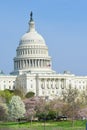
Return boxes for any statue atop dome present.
[30,11,33,22]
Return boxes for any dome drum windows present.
[17,45,49,57]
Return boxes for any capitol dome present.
[20,13,45,45]
[20,31,45,45]
[12,12,53,75]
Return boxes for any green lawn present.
[0,120,86,130]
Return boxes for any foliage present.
[62,87,81,126]
[0,89,14,103]
[62,88,79,104]
[49,99,65,117]
[8,95,26,121]
[25,91,35,98]
[78,106,87,119]
[0,103,8,121]
[46,110,56,120]
[35,98,49,120]
[13,89,24,98]
[80,90,87,105]
[36,98,67,120]
[24,98,37,121]
[35,98,48,114]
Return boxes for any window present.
[13,86,15,89]
[4,85,6,89]
[9,86,11,89]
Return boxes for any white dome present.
[12,12,53,75]
[20,31,45,45]
[20,15,45,45]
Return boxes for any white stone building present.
[0,12,87,99]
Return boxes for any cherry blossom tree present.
[62,88,80,126]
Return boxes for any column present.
[22,60,24,68]
[38,59,40,67]
[33,59,35,67]
[39,59,41,67]
[26,60,28,68]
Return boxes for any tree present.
[35,98,49,120]
[8,95,26,121]
[0,89,14,103]
[62,88,80,126]
[80,90,87,105]
[78,106,87,119]
[49,99,66,120]
[14,89,24,99]
[24,97,37,123]
[25,91,35,98]
[0,103,8,121]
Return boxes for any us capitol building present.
[0,12,87,99]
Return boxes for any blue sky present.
[0,0,87,75]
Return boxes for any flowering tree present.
[24,98,36,121]
[78,107,87,119]
[35,98,49,120]
[24,97,48,121]
[62,88,80,126]
[49,99,66,119]
[8,95,26,121]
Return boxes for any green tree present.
[25,91,35,98]
[0,89,14,103]
[8,95,26,121]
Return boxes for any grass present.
[0,120,86,130]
